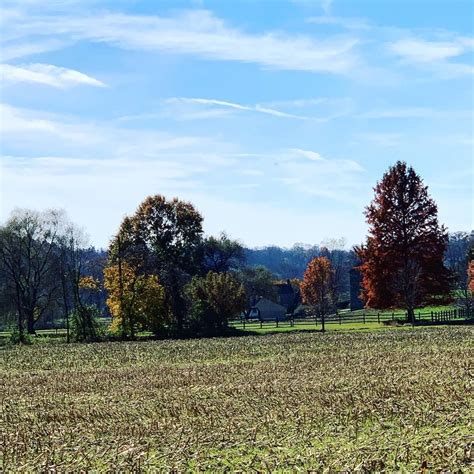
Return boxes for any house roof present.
[253,297,286,312]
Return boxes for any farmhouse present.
[249,297,287,321]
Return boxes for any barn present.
[249,297,287,321]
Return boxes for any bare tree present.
[0,209,65,339]
[57,221,89,342]
[320,238,348,307]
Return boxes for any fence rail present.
[230,307,474,330]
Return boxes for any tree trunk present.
[321,313,326,333]
[407,307,415,325]
[61,273,70,343]
[14,283,25,342]
[26,311,36,335]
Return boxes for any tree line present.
[0,161,472,342]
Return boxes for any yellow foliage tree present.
[78,276,100,291]
[104,263,167,337]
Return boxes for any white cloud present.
[389,38,468,63]
[165,97,311,120]
[0,102,369,246]
[286,148,362,170]
[307,15,371,30]
[388,36,474,77]
[263,97,355,120]
[289,148,324,161]
[0,63,106,88]
[276,149,365,202]
[0,103,232,160]
[120,97,355,123]
[0,40,68,61]
[2,9,361,75]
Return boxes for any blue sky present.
[1,0,473,249]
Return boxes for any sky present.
[0,0,473,249]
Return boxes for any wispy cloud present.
[307,15,371,30]
[287,147,363,170]
[1,40,68,61]
[389,37,472,63]
[289,148,324,161]
[2,9,361,75]
[1,63,106,88]
[275,148,365,202]
[120,96,356,123]
[388,36,474,77]
[0,103,229,158]
[307,11,474,80]
[118,97,315,122]
[166,97,311,120]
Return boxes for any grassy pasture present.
[1,328,473,471]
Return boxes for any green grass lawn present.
[346,303,457,317]
[0,302,466,342]
[1,327,472,471]
[237,321,395,334]
[231,320,467,335]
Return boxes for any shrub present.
[185,272,246,336]
[9,329,33,345]
[71,305,105,342]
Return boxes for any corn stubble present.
[1,328,473,471]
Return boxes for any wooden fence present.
[230,307,474,330]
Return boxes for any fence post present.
[276,318,279,328]
[377,312,380,324]
[363,312,366,325]
[260,320,262,329]
[431,311,434,322]
[392,312,395,321]
[243,318,246,330]
[339,313,342,325]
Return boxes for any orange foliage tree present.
[356,161,451,323]
[300,257,334,332]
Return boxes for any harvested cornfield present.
[1,328,473,471]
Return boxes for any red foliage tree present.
[301,256,334,332]
[356,161,451,323]
[469,249,474,294]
